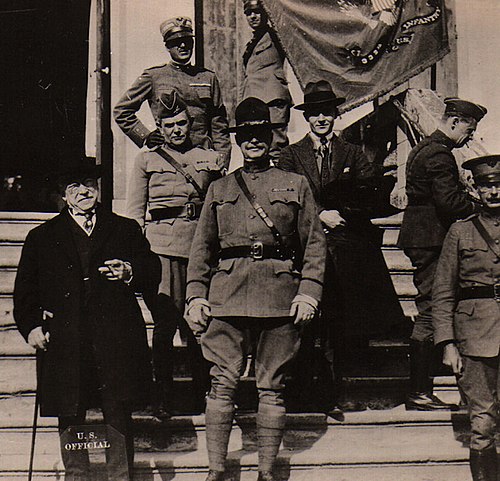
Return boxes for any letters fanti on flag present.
[261,0,449,111]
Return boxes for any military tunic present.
[398,129,478,342]
[433,211,500,450]
[114,63,231,160]
[126,145,223,405]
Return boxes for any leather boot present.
[205,469,225,481]
[470,447,498,481]
[405,340,458,411]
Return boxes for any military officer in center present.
[398,97,487,410]
[114,16,231,165]
[433,154,500,481]
[126,91,225,416]
[185,97,326,481]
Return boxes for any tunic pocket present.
[212,192,240,237]
[267,190,300,235]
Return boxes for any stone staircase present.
[0,212,472,480]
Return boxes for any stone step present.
[0,461,472,481]
[382,249,413,271]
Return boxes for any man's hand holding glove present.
[290,294,318,327]
[186,298,212,338]
[145,129,165,149]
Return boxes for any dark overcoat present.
[14,207,161,417]
[279,134,405,336]
[398,130,477,249]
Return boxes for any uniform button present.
[495,221,499,226]
[67,264,73,270]
[494,258,500,264]
[182,163,188,168]
[251,175,257,180]
[249,214,255,219]
[496,239,500,245]
[252,194,257,199]
[250,234,257,240]
[64,292,71,298]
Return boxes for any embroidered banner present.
[261,0,449,111]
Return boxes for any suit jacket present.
[113,63,231,159]
[126,145,223,258]
[433,212,500,357]
[398,130,477,249]
[242,29,291,105]
[14,206,161,416]
[186,166,326,318]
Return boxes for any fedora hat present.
[294,80,345,111]
[225,97,285,133]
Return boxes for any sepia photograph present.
[1,0,499,480]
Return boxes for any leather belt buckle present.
[250,241,264,260]
[494,284,500,300]
[185,202,196,220]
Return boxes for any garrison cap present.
[244,0,263,12]
[160,16,194,42]
[463,155,500,183]
[444,97,487,122]
[156,91,188,120]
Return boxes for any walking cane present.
[28,346,45,481]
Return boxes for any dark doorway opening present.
[0,0,91,211]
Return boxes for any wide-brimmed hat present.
[225,97,285,133]
[294,80,345,111]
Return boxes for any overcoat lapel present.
[328,137,351,182]
[51,211,81,269]
[294,135,321,197]
[89,207,115,261]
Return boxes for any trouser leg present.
[201,318,246,472]
[255,319,300,476]
[101,395,133,481]
[58,411,89,481]
[460,355,499,481]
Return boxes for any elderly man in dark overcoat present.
[399,98,487,410]
[14,161,160,481]
[278,80,404,413]
[186,97,326,481]
[433,154,500,481]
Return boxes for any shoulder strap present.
[155,147,206,200]
[472,216,500,259]
[234,169,284,247]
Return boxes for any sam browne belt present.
[219,242,295,261]
[150,202,202,221]
[458,284,500,301]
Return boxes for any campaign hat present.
[444,97,487,122]
[294,80,345,111]
[463,155,500,183]
[160,17,194,42]
[225,97,285,133]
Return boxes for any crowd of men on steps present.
[13,2,500,481]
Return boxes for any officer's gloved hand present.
[145,129,165,149]
[186,297,211,338]
[290,294,318,327]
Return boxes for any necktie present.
[83,213,94,234]
[319,137,329,187]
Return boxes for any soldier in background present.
[127,91,224,417]
[114,16,231,166]
[433,154,500,481]
[242,0,292,162]
[186,98,326,481]
[399,98,487,411]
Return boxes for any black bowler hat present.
[55,157,101,193]
[444,97,487,122]
[463,155,500,183]
[294,80,345,111]
[225,97,285,133]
